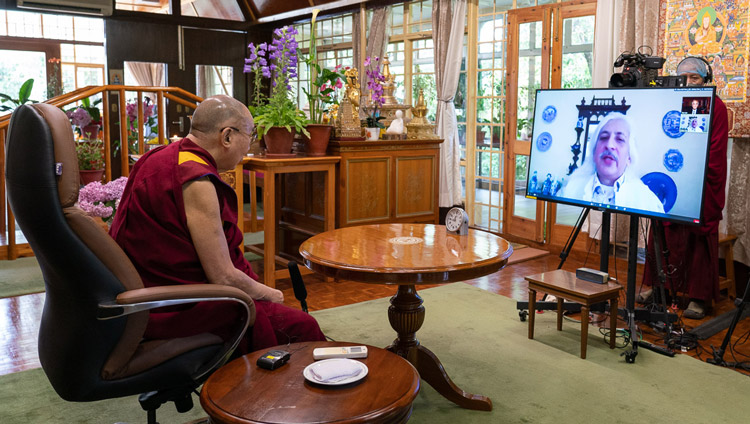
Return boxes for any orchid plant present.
[362,56,386,128]
[78,177,128,225]
[244,26,309,138]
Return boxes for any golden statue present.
[336,67,364,139]
[410,89,429,123]
[406,88,437,140]
[344,68,360,110]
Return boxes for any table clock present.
[445,207,469,235]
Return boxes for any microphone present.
[287,261,308,313]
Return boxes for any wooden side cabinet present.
[329,139,443,227]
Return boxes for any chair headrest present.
[30,103,80,207]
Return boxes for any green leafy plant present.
[244,26,309,138]
[0,78,39,112]
[76,139,105,170]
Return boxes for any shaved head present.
[190,95,253,137]
[187,95,254,171]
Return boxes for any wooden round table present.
[299,223,513,411]
[200,341,420,424]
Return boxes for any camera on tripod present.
[609,50,666,88]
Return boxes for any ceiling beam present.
[251,0,368,25]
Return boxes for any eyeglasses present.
[223,126,257,144]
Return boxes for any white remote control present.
[313,346,368,360]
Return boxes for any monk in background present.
[110,95,325,352]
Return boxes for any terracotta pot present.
[263,126,295,158]
[79,169,104,185]
[81,124,100,140]
[305,124,333,157]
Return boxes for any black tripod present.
[621,215,677,362]
[707,280,750,369]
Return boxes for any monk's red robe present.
[643,96,729,302]
[110,138,325,352]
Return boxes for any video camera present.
[609,51,667,88]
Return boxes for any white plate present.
[303,358,368,386]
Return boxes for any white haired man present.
[561,112,664,213]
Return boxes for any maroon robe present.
[110,138,325,352]
[643,96,729,302]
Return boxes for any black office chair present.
[5,103,255,424]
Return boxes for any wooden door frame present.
[503,0,596,245]
[545,0,598,251]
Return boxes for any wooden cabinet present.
[329,139,443,227]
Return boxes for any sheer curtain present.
[432,0,466,207]
[357,6,389,118]
[124,61,165,87]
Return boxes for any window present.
[293,13,355,113]
[196,65,233,98]
[0,10,105,100]
[387,1,436,119]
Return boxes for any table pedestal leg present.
[385,285,493,411]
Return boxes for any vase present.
[305,124,333,156]
[365,127,380,141]
[263,126,296,158]
[79,169,104,185]
[81,124,100,140]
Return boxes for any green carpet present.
[0,256,45,298]
[2,283,748,423]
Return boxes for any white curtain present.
[124,61,165,87]
[432,0,466,207]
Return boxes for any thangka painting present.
[663,0,749,104]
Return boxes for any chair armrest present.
[97,284,255,325]
[98,284,256,381]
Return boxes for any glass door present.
[504,0,596,243]
[546,3,597,248]
[504,6,548,241]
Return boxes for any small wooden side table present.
[200,341,420,424]
[525,269,622,359]
[241,155,340,288]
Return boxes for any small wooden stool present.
[525,269,623,359]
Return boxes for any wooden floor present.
[1,250,749,377]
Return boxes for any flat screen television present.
[525,86,716,225]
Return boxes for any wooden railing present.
[0,85,204,260]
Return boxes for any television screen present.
[526,86,716,225]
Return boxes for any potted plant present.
[0,78,39,113]
[76,138,105,184]
[78,176,128,228]
[125,97,159,149]
[361,56,386,141]
[300,9,347,156]
[66,97,102,139]
[244,26,308,157]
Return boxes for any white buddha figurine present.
[386,110,405,134]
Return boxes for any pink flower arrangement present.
[78,177,128,224]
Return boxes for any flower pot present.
[263,126,296,158]
[305,124,333,156]
[365,127,380,141]
[79,169,104,185]
[81,124,100,140]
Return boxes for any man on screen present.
[640,56,729,319]
[561,112,664,213]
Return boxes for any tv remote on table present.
[313,346,368,360]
